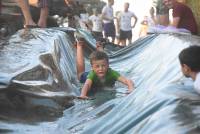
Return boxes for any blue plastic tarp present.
[0,28,200,134]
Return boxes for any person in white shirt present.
[88,8,103,39]
[101,0,115,43]
[116,2,138,46]
[179,46,200,94]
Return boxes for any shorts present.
[119,30,132,40]
[92,31,103,40]
[103,22,116,38]
[38,0,52,8]
[80,72,89,83]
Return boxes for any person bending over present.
[163,0,198,35]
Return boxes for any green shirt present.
[87,68,120,88]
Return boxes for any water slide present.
[0,28,200,134]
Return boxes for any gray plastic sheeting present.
[65,33,200,134]
[0,28,200,134]
[0,28,79,129]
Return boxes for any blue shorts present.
[103,22,116,38]
[80,72,89,83]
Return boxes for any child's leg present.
[76,41,85,80]
[38,6,48,28]
[37,0,49,28]
[15,0,36,27]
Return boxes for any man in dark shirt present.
[163,0,198,35]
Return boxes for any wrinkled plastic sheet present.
[0,28,79,127]
[0,28,200,134]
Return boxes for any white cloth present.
[118,11,136,31]
[89,15,103,32]
[194,72,200,94]
[102,5,114,24]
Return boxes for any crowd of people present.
[15,0,198,45]
[13,0,200,99]
[14,0,139,46]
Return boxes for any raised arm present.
[117,76,134,93]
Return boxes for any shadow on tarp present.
[1,28,200,134]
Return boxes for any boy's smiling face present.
[91,59,109,79]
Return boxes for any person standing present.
[116,2,137,46]
[163,0,198,35]
[101,0,115,43]
[88,8,103,40]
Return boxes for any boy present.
[179,45,200,93]
[76,40,134,99]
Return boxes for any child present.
[179,45,200,93]
[139,16,149,37]
[76,40,134,99]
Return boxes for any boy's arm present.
[80,79,92,99]
[117,76,134,93]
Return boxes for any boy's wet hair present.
[89,51,109,64]
[179,45,200,72]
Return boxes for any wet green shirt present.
[87,68,120,88]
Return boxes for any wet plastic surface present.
[0,28,200,134]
